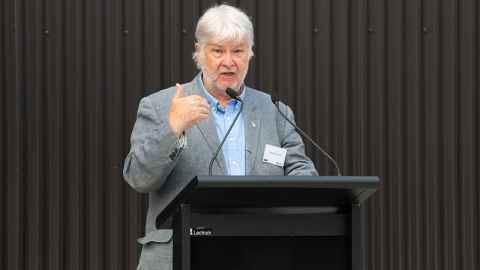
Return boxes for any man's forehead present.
[206,38,248,48]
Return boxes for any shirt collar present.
[198,73,246,113]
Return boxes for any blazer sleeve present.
[277,103,319,176]
[123,96,184,193]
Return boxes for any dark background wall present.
[1,0,479,269]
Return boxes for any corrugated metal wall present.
[1,0,478,269]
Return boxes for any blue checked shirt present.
[201,82,246,175]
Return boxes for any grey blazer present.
[123,74,318,270]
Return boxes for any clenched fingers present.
[168,92,210,136]
[184,95,209,108]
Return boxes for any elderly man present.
[123,4,318,270]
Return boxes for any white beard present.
[200,65,249,96]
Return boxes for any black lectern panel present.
[166,176,380,270]
[157,176,379,227]
[195,176,378,205]
[191,236,348,270]
[190,211,346,236]
[188,187,353,208]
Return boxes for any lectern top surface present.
[155,175,381,227]
[196,175,379,189]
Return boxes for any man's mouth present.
[220,72,236,77]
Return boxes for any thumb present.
[174,83,184,98]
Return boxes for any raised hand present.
[168,83,209,137]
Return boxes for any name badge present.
[263,144,287,167]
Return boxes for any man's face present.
[198,38,251,94]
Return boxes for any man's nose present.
[222,52,234,67]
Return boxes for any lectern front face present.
[171,176,379,270]
[191,236,349,270]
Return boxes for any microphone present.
[271,96,342,176]
[208,88,244,176]
[226,88,241,101]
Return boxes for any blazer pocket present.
[137,229,173,245]
[137,229,173,270]
[259,161,285,175]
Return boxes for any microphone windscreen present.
[270,95,279,104]
[226,88,238,99]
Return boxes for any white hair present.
[193,4,254,68]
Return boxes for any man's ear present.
[193,43,202,68]
[194,43,200,53]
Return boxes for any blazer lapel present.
[186,75,227,174]
[243,89,262,175]
[195,115,227,174]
